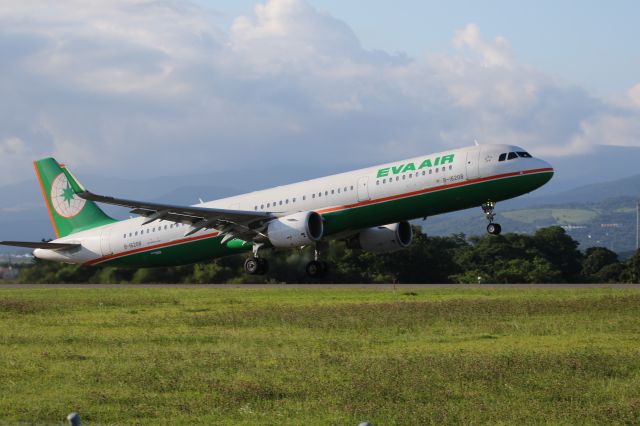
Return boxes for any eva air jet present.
[1,144,553,277]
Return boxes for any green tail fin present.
[34,158,116,238]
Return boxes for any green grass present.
[1,288,640,425]
[503,208,599,225]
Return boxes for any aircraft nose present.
[535,158,554,185]
[539,158,554,173]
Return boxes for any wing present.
[0,241,81,251]
[78,190,276,243]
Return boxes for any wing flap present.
[78,190,276,242]
[80,191,273,224]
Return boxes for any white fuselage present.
[35,143,553,265]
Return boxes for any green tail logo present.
[34,158,116,238]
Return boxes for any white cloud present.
[0,0,639,187]
[452,23,514,68]
[0,137,28,155]
[629,83,640,107]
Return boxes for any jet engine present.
[267,211,324,248]
[348,221,413,254]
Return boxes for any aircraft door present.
[357,176,370,202]
[100,229,113,256]
[465,149,480,180]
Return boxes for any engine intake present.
[267,211,324,248]
[349,221,413,254]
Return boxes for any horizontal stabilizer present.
[0,241,81,251]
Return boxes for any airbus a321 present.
[1,144,553,277]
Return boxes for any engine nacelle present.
[349,221,413,254]
[267,211,324,248]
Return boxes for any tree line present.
[11,226,640,284]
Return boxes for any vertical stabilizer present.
[33,158,116,238]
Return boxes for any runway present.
[1,283,638,289]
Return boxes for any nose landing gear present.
[482,201,502,235]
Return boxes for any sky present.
[1,0,639,186]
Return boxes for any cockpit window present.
[498,153,507,162]
[507,152,518,160]
[517,151,532,158]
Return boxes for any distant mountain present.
[3,145,640,253]
[523,174,640,206]
[538,144,640,193]
[425,196,637,253]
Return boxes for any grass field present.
[1,287,640,425]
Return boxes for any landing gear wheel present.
[487,223,502,235]
[481,201,502,235]
[245,257,269,275]
[306,260,328,278]
[244,257,260,275]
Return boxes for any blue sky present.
[198,0,640,95]
[1,0,639,186]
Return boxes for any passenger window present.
[331,189,335,194]
[302,196,305,201]
[350,186,354,190]
[165,225,168,230]
[123,234,126,239]
[436,168,439,173]
[279,201,282,205]
[325,191,328,196]
[429,169,432,174]
[129,233,132,237]
[402,175,406,180]
[344,187,347,192]
[498,153,506,162]
[422,171,425,176]
[383,179,386,184]
[338,188,341,193]
[319,192,322,197]
[449,165,452,170]
[312,194,315,198]
[508,152,518,160]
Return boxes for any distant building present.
[561,225,587,230]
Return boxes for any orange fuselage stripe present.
[317,167,553,214]
[85,167,553,265]
[33,161,59,238]
[85,231,221,265]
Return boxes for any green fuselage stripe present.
[94,169,553,267]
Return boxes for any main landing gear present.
[306,246,329,278]
[482,201,502,235]
[244,257,269,275]
[243,243,330,277]
[244,243,269,275]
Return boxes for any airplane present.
[1,144,553,277]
